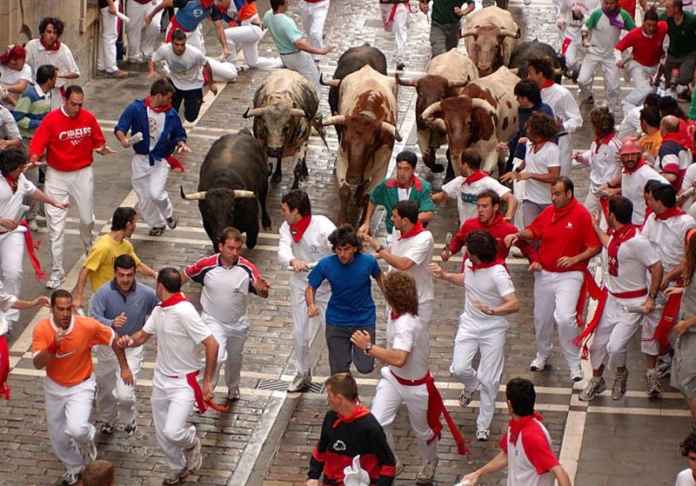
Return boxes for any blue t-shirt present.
[308,253,381,327]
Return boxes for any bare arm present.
[376,247,415,271]
[551,465,572,486]
[476,292,520,316]
[358,200,377,236]
[201,335,219,388]
[431,263,465,286]
[351,330,409,367]
[30,188,68,209]
[112,339,134,385]
[136,262,157,279]
[2,79,29,95]
[460,451,508,484]
[72,267,91,309]
[294,38,331,55]
[374,271,385,295]
[214,20,231,56]
[418,211,434,225]
[521,166,561,184]
[502,192,518,220]
[33,347,54,369]
[431,191,448,205]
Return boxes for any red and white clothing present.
[143,294,213,474]
[185,254,262,391]
[621,162,668,225]
[682,164,696,217]
[499,414,560,486]
[527,199,600,371]
[301,0,330,60]
[126,0,163,62]
[24,38,80,109]
[540,83,583,177]
[371,313,438,461]
[581,134,621,216]
[521,141,560,228]
[0,282,17,401]
[675,469,696,486]
[657,135,692,191]
[449,213,531,263]
[278,214,335,374]
[451,260,515,432]
[380,1,410,66]
[441,171,511,225]
[98,0,120,73]
[152,44,206,91]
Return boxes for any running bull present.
[322,65,401,225]
[243,69,325,188]
[180,129,271,250]
[421,66,520,176]
[461,6,520,77]
[509,39,565,83]
[396,48,478,173]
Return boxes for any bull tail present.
[312,116,330,150]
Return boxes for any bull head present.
[179,186,256,200]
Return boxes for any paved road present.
[0,0,691,485]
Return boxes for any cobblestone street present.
[0,0,693,485]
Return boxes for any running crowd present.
[3,0,696,485]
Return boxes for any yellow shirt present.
[84,234,142,292]
[639,131,662,158]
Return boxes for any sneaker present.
[646,368,662,399]
[78,436,97,463]
[415,458,438,485]
[184,437,203,474]
[579,376,606,401]
[227,386,241,402]
[570,365,584,383]
[107,69,129,78]
[124,420,137,436]
[396,62,406,71]
[62,471,80,486]
[162,470,183,485]
[459,389,474,408]
[149,226,165,237]
[46,270,64,289]
[166,216,178,230]
[100,422,114,435]
[529,355,547,372]
[582,95,595,105]
[476,429,490,441]
[395,459,404,476]
[28,218,39,232]
[287,372,312,393]
[656,354,672,379]
[611,369,628,400]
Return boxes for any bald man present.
[656,115,691,191]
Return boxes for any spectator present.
[0,104,22,150]
[0,45,32,108]
[12,64,57,139]
[98,0,129,78]
[638,105,663,161]
[676,433,696,486]
[661,0,696,99]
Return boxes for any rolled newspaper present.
[287,261,317,272]
[115,11,131,24]
[623,304,663,314]
[129,132,144,146]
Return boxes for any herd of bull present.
[179,6,567,248]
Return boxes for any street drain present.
[256,379,324,394]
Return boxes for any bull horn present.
[395,72,418,87]
[232,190,255,198]
[471,98,497,117]
[448,79,469,89]
[432,119,447,132]
[289,108,306,118]
[460,29,478,38]
[319,73,341,88]
[243,107,269,118]
[421,101,443,122]
[322,115,347,126]
[381,122,402,142]
[509,67,520,75]
[500,28,521,39]
[180,186,207,200]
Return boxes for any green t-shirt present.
[661,11,696,58]
[431,0,472,25]
[369,177,436,233]
[262,11,303,55]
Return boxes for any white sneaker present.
[459,389,474,408]
[46,270,65,289]
[287,372,312,393]
[227,386,241,402]
[184,436,203,474]
[646,369,663,399]
[78,436,97,463]
[579,376,606,401]
[529,355,547,371]
[476,429,490,441]
[570,365,584,383]
[162,470,183,485]
[416,458,438,485]
[62,471,80,486]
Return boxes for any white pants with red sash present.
[380,3,409,64]
[301,0,330,58]
[151,369,200,473]
[371,367,438,462]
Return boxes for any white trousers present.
[281,51,320,89]
[45,166,95,273]
[533,270,583,371]
[127,0,162,60]
[203,312,248,390]
[623,61,657,111]
[291,285,329,374]
[578,52,622,115]
[44,376,97,475]
[589,294,648,370]
[450,319,506,431]
[371,367,438,463]
[301,0,330,56]
[131,155,173,229]
[98,0,120,72]
[0,229,25,323]
[640,292,665,357]
[95,344,143,425]
[563,29,585,72]
[224,25,282,70]
[380,3,409,64]
[151,371,198,473]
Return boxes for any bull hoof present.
[425,161,445,173]
[271,172,282,184]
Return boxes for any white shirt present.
[277,214,336,291]
[388,313,429,380]
[24,39,80,89]
[147,107,166,151]
[524,141,560,205]
[682,164,696,216]
[641,212,696,273]
[0,281,17,336]
[504,418,556,486]
[388,230,434,303]
[0,105,20,141]
[617,104,642,139]
[152,44,206,91]
[584,137,621,193]
[460,261,515,331]
[606,232,659,294]
[0,64,32,109]
[675,469,696,486]
[540,83,583,134]
[442,175,511,225]
[582,9,626,57]
[143,300,212,376]
[0,173,35,222]
[621,164,668,225]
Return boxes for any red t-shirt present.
[527,198,600,273]
[450,213,536,263]
[29,108,105,172]
[615,22,668,67]
[619,0,637,19]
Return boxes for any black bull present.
[180,129,271,250]
[509,39,565,83]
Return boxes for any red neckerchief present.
[290,214,311,242]
[608,224,637,276]
[662,130,690,150]
[400,221,424,240]
[40,38,61,51]
[622,159,645,174]
[470,259,497,271]
[144,96,172,113]
[541,79,554,89]
[508,412,544,445]
[385,175,423,191]
[4,175,17,193]
[463,170,488,185]
[593,132,615,153]
[655,205,685,220]
[551,197,578,224]
[390,310,400,321]
[332,405,371,428]
[160,292,187,307]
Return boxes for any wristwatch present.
[365,343,373,354]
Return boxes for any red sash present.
[186,371,230,413]
[0,335,9,400]
[607,225,637,277]
[391,371,469,455]
[575,269,604,328]
[654,291,682,353]
[21,220,45,281]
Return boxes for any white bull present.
[461,6,520,76]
